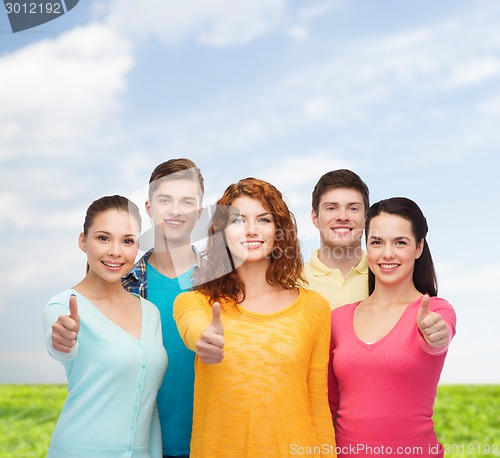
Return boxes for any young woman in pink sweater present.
[328,197,456,458]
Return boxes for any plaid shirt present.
[121,248,200,298]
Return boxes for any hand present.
[196,302,225,364]
[51,294,80,353]
[417,294,449,348]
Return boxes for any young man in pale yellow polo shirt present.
[303,169,370,309]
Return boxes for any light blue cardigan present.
[43,289,168,457]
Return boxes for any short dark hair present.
[311,169,369,215]
[148,158,204,201]
[365,197,438,296]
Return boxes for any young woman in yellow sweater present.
[174,177,335,458]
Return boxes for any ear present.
[196,205,203,221]
[78,233,87,253]
[311,209,320,229]
[145,200,153,218]
[415,239,424,259]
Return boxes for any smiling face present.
[312,187,366,251]
[146,178,202,246]
[224,196,276,266]
[79,209,140,283]
[366,212,424,289]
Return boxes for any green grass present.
[0,385,498,457]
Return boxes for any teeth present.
[243,241,262,247]
[165,220,183,226]
[380,264,398,269]
[333,228,350,233]
[103,262,122,268]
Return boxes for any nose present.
[382,244,395,259]
[336,207,349,221]
[167,201,182,216]
[245,220,258,235]
[107,240,122,257]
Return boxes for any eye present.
[124,238,135,245]
[98,235,109,242]
[395,240,407,246]
[349,206,359,212]
[369,240,382,245]
[258,217,272,223]
[326,206,336,211]
[231,217,244,224]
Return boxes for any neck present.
[73,273,126,302]
[318,243,363,277]
[235,260,279,297]
[368,280,422,306]
[150,242,195,278]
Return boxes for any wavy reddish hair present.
[194,177,304,304]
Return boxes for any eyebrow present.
[323,201,363,206]
[368,235,411,241]
[229,212,273,218]
[93,230,137,238]
[156,194,197,201]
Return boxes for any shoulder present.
[331,301,358,319]
[299,287,331,316]
[45,289,75,310]
[175,290,210,306]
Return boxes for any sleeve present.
[306,296,336,456]
[173,292,212,351]
[418,297,457,356]
[327,310,339,422]
[148,403,162,456]
[42,296,79,362]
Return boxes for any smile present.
[242,241,263,248]
[379,264,399,269]
[102,261,124,269]
[332,227,351,234]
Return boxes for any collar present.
[309,249,368,277]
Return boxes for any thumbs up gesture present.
[51,294,80,353]
[416,294,448,348]
[196,302,225,364]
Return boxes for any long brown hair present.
[194,178,304,304]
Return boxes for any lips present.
[379,263,399,270]
[164,219,184,227]
[102,261,124,270]
[332,227,352,234]
[242,241,263,248]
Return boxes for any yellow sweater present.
[174,287,336,458]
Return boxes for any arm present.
[327,311,339,422]
[42,294,80,361]
[307,299,336,456]
[173,292,225,363]
[417,295,457,356]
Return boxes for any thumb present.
[211,302,224,336]
[69,294,80,325]
[417,294,430,326]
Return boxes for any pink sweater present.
[328,296,456,458]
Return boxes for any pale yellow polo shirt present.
[302,249,369,310]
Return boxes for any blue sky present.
[0,0,499,384]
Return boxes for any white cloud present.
[0,23,133,159]
[104,0,286,47]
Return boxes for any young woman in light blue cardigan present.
[43,195,167,458]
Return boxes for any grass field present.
[1,384,499,457]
